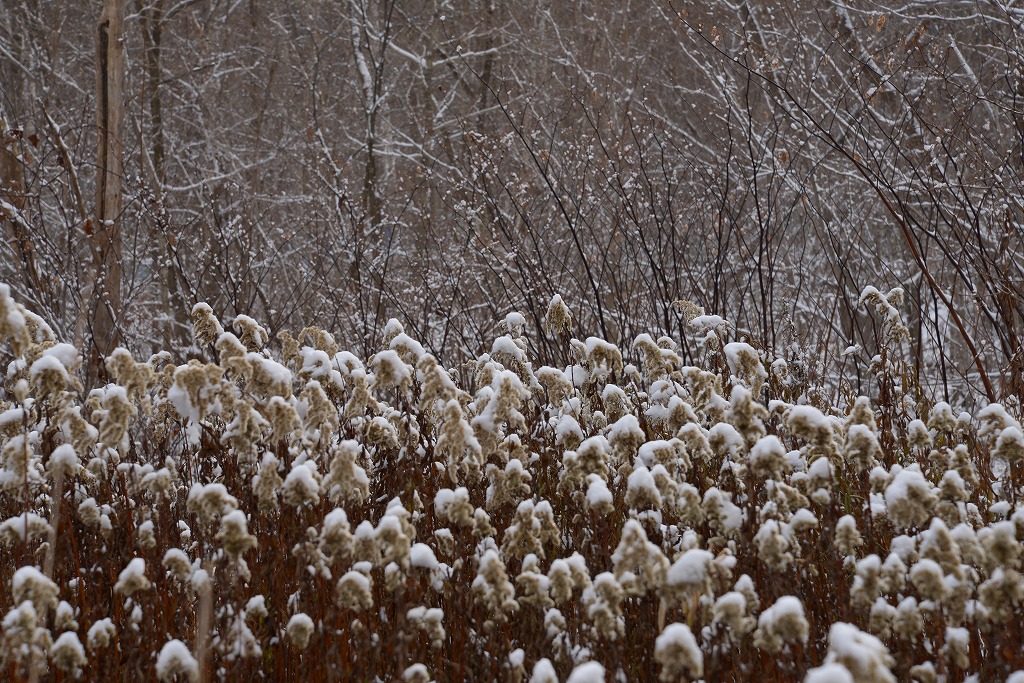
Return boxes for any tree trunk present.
[91,0,125,372]
[136,0,188,356]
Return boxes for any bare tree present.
[82,0,125,371]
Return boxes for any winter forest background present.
[2,1,1024,682]
[3,0,1021,403]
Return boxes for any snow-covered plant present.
[655,622,703,681]
[2,286,1024,681]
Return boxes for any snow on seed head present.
[402,663,432,683]
[818,622,895,683]
[625,464,662,511]
[115,558,150,597]
[755,519,793,571]
[582,572,625,640]
[833,515,863,556]
[87,618,116,651]
[724,342,767,395]
[748,434,787,479]
[712,591,755,637]
[162,549,193,583]
[281,462,321,508]
[611,519,669,595]
[884,469,937,531]
[335,570,374,611]
[12,566,59,614]
[286,613,315,649]
[187,481,238,524]
[566,661,606,683]
[655,622,703,681]
[217,510,257,561]
[156,639,199,682]
[753,596,809,653]
[472,549,518,623]
[544,295,572,336]
[50,631,87,674]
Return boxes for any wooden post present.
[92,0,125,368]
